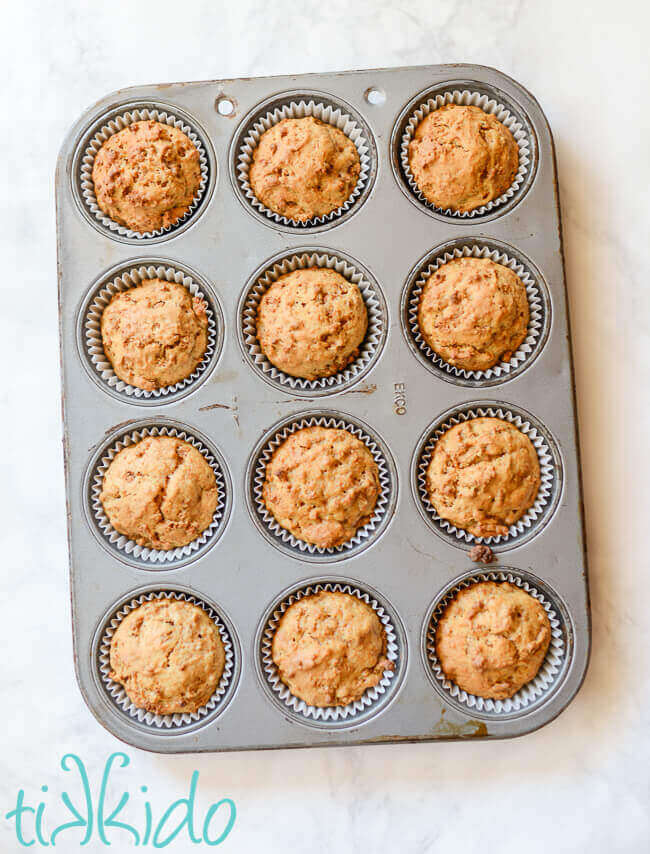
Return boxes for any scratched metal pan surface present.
[56,63,590,753]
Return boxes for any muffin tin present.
[56,63,590,752]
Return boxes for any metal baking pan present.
[56,63,590,752]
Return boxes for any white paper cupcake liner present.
[79,106,209,239]
[424,570,566,715]
[98,590,235,729]
[240,251,386,394]
[400,89,531,218]
[416,405,558,546]
[235,98,372,228]
[90,424,228,565]
[406,243,546,382]
[260,581,399,723]
[250,413,395,558]
[83,263,219,401]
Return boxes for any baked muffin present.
[418,257,529,371]
[262,426,380,548]
[408,104,518,212]
[257,267,368,380]
[426,417,540,538]
[249,116,360,221]
[435,581,551,699]
[91,120,201,233]
[101,279,209,390]
[271,590,393,706]
[109,598,225,714]
[100,436,218,550]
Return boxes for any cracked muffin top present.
[249,116,360,221]
[407,104,519,212]
[100,436,218,550]
[262,426,380,549]
[109,598,225,714]
[271,590,393,707]
[435,581,551,699]
[256,267,368,380]
[91,120,201,233]
[417,257,529,372]
[100,278,209,391]
[426,417,541,539]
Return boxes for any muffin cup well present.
[397,87,532,219]
[403,240,549,385]
[86,421,231,568]
[239,249,387,396]
[413,403,561,550]
[247,412,397,561]
[77,104,211,241]
[233,94,374,230]
[80,261,222,404]
[97,589,237,730]
[423,569,568,717]
[258,580,402,727]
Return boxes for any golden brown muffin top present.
[100,279,209,391]
[271,591,393,707]
[109,599,225,715]
[91,120,201,233]
[257,267,368,380]
[435,581,551,699]
[262,426,380,549]
[408,104,518,212]
[100,436,218,550]
[426,417,540,539]
[249,116,360,221]
[418,257,529,371]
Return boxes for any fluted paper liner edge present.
[406,244,545,381]
[79,107,209,239]
[241,251,385,392]
[400,89,530,217]
[425,570,565,714]
[90,424,227,564]
[84,263,218,399]
[251,414,393,556]
[98,590,235,729]
[416,406,556,545]
[261,581,399,722]
[236,99,371,228]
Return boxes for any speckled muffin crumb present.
[262,426,380,549]
[426,417,541,538]
[435,581,551,699]
[109,598,225,714]
[418,257,529,371]
[100,278,209,390]
[249,116,360,221]
[271,590,393,707]
[408,104,518,212]
[100,436,218,550]
[91,120,201,233]
[257,267,368,380]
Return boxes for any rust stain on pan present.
[198,402,235,412]
[430,717,488,738]
[342,383,377,395]
[199,397,240,430]
[369,718,488,743]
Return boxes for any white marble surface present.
[1,0,649,850]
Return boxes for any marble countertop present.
[1,0,648,850]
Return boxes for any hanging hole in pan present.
[216,96,235,116]
[365,87,386,106]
